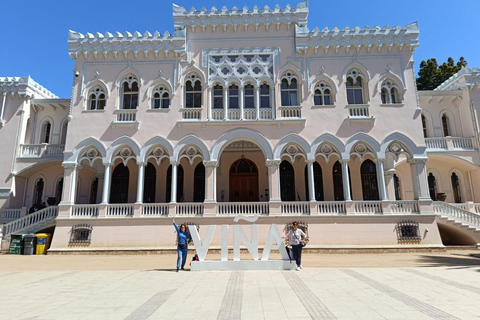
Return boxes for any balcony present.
[425,137,476,151]
[111,109,139,129]
[345,104,375,126]
[18,144,65,158]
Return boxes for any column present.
[340,159,352,201]
[136,162,146,204]
[203,161,218,202]
[101,163,113,204]
[374,159,388,201]
[239,86,244,120]
[255,87,260,120]
[266,160,281,201]
[68,164,81,204]
[0,92,6,126]
[207,87,212,120]
[384,169,396,200]
[407,158,430,200]
[223,87,228,120]
[306,160,316,201]
[96,173,104,204]
[170,161,178,203]
[59,163,77,205]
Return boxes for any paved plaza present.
[0,251,479,319]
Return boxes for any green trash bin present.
[23,234,37,255]
[8,234,24,255]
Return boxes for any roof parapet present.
[0,76,59,99]
[435,67,480,91]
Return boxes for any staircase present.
[433,202,480,244]
[0,206,58,248]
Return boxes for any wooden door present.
[229,159,259,202]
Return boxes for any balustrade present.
[280,106,301,118]
[181,108,201,120]
[353,201,383,214]
[212,109,224,120]
[228,109,241,120]
[19,144,65,157]
[72,205,99,217]
[217,202,269,215]
[176,203,204,215]
[434,201,480,227]
[2,206,58,236]
[317,201,346,214]
[425,138,447,149]
[115,109,137,122]
[107,204,133,216]
[390,201,419,214]
[452,137,474,149]
[1,209,22,220]
[143,204,169,216]
[281,202,310,215]
[347,105,370,117]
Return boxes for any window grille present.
[69,224,93,244]
[395,221,421,241]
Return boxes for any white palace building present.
[1,1,479,253]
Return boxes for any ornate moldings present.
[203,160,218,168]
[0,76,58,99]
[79,147,102,167]
[0,188,12,197]
[281,143,306,163]
[112,147,136,166]
[386,142,411,161]
[315,142,341,163]
[350,142,375,161]
[146,146,169,165]
[179,145,203,165]
[407,158,428,165]
[266,160,281,167]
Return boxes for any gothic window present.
[380,79,400,104]
[451,172,462,203]
[280,160,295,201]
[193,162,205,202]
[166,165,184,202]
[422,114,428,138]
[333,161,344,201]
[89,177,98,204]
[442,114,451,136]
[55,178,63,205]
[143,163,156,203]
[213,84,224,109]
[229,84,239,109]
[346,69,365,105]
[244,84,255,109]
[121,75,139,109]
[60,121,68,145]
[428,172,437,201]
[260,83,271,108]
[304,162,324,201]
[361,159,379,200]
[185,73,202,108]
[88,86,106,110]
[314,81,332,106]
[281,72,298,106]
[151,86,170,109]
[110,164,129,203]
[40,121,51,144]
[393,174,401,200]
[34,178,44,207]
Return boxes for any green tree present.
[416,57,467,90]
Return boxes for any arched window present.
[380,79,400,104]
[428,172,437,201]
[34,178,44,207]
[88,86,106,110]
[121,75,138,109]
[213,84,223,109]
[346,69,365,105]
[40,121,51,144]
[60,121,68,145]
[393,174,401,200]
[89,177,98,204]
[110,164,129,203]
[185,73,202,108]
[260,83,271,108]
[229,84,239,109]
[451,172,462,203]
[244,84,255,109]
[421,114,428,138]
[314,81,332,106]
[194,162,205,202]
[166,165,184,202]
[280,160,295,201]
[333,161,344,201]
[304,162,324,201]
[143,163,156,203]
[55,178,64,205]
[281,71,298,106]
[442,114,451,136]
[361,159,379,200]
[151,86,170,109]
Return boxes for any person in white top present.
[285,221,307,271]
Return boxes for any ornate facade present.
[1,2,479,252]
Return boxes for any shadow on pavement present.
[418,254,480,270]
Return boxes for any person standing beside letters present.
[285,221,307,271]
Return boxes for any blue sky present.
[1,0,478,98]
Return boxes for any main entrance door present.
[229,158,259,202]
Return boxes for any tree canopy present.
[416,57,467,90]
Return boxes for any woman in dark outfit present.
[285,221,307,271]
[173,220,192,272]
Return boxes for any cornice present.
[68,30,186,60]
[0,76,58,99]
[435,67,480,91]
[295,22,419,53]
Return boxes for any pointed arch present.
[145,78,173,101]
[210,128,273,161]
[310,73,338,96]
[421,110,434,138]
[107,136,141,163]
[276,63,302,82]
[274,133,311,160]
[83,79,110,100]
[114,66,142,89]
[380,132,426,159]
[174,135,210,162]
[309,133,346,160]
[181,67,206,87]
[140,136,174,163]
[376,69,406,100]
[341,61,371,84]
[344,133,380,159]
[70,137,107,163]
[440,109,457,137]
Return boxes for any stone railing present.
[317,201,346,214]
[281,201,310,215]
[280,106,301,118]
[217,202,269,215]
[1,206,58,236]
[176,203,204,216]
[0,208,24,221]
[115,109,137,122]
[142,204,169,216]
[347,105,370,117]
[390,201,419,214]
[212,109,224,120]
[227,109,241,120]
[181,108,201,120]
[426,137,476,150]
[433,201,480,228]
[107,204,134,217]
[71,205,99,217]
[452,137,474,149]
[19,144,65,157]
[243,109,257,120]
[353,201,382,214]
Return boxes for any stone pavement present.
[0,251,480,319]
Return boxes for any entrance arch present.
[280,160,295,201]
[110,164,129,203]
[229,158,259,202]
